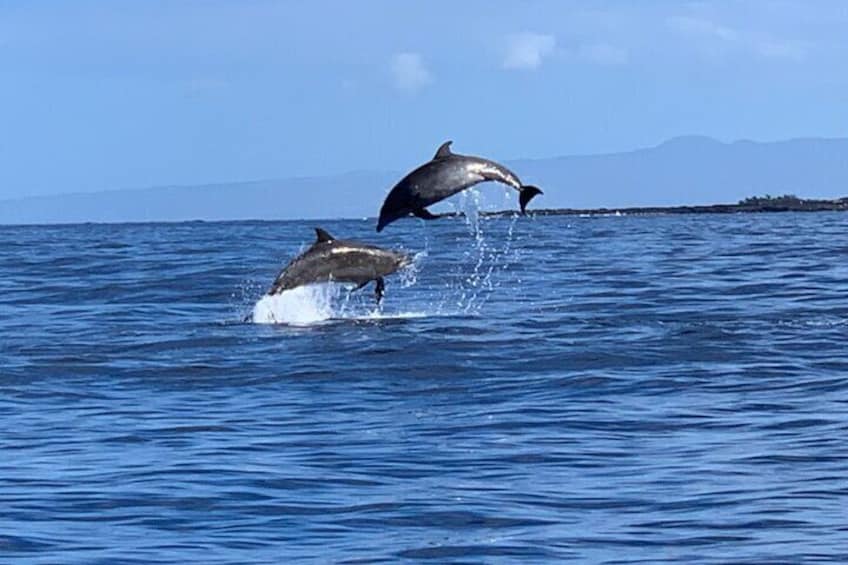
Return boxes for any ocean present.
[1,211,847,563]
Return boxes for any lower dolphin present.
[267,228,410,303]
[376,141,543,232]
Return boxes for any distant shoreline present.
[480,195,848,218]
[2,196,847,227]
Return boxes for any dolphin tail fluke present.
[519,185,543,214]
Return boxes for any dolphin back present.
[268,238,407,294]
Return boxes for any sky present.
[1,0,847,201]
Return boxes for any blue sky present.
[1,0,847,200]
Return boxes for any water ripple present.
[1,213,847,563]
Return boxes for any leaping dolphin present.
[267,228,410,303]
[376,141,543,232]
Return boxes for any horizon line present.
[3,133,846,204]
[3,194,846,228]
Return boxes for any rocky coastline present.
[482,195,848,218]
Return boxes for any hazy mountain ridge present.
[2,137,847,224]
[510,135,848,209]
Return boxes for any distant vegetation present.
[738,194,802,206]
[736,194,848,211]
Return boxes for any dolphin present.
[267,228,410,303]
[376,141,543,232]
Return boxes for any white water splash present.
[399,250,427,288]
[251,284,340,325]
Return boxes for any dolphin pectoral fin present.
[374,277,385,304]
[519,185,543,214]
[412,207,439,220]
[348,280,369,295]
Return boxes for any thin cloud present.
[503,32,556,70]
[667,14,807,62]
[755,39,806,62]
[390,52,432,92]
[577,43,629,65]
[668,16,738,42]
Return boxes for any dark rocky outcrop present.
[479,195,848,218]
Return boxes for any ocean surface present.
[1,210,847,563]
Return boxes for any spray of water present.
[251,284,339,325]
[245,188,520,325]
[442,187,521,315]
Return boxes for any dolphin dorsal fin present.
[433,140,453,160]
[315,228,334,243]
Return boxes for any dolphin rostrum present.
[267,228,410,303]
[376,141,543,232]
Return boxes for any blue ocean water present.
[1,212,847,563]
